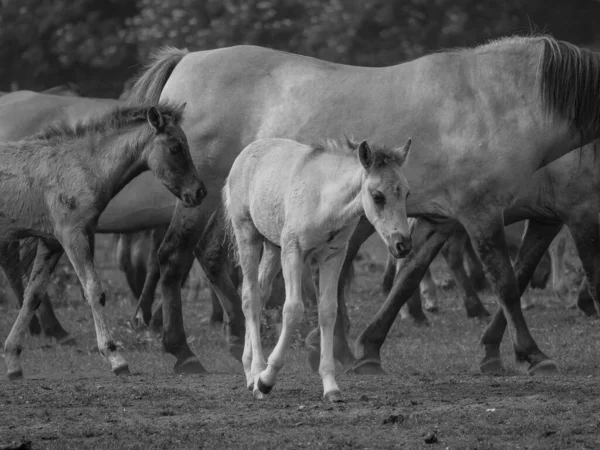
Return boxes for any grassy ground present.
[1,234,600,449]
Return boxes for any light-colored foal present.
[224,136,412,401]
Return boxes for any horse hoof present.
[352,359,386,375]
[256,377,273,395]
[56,335,77,346]
[173,356,207,375]
[113,364,131,377]
[467,307,491,320]
[528,359,559,376]
[7,369,23,381]
[323,390,344,403]
[253,389,265,400]
[424,305,439,314]
[247,382,254,391]
[479,357,505,375]
[413,317,431,327]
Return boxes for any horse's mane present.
[436,34,600,137]
[31,102,185,142]
[537,36,600,137]
[311,136,408,167]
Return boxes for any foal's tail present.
[127,46,189,105]
[220,181,239,267]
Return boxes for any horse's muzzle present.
[182,182,207,208]
[389,233,412,259]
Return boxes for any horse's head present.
[145,104,206,207]
[356,138,412,258]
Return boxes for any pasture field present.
[1,234,600,449]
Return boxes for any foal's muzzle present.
[181,181,207,208]
[389,233,412,259]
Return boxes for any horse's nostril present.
[183,193,192,205]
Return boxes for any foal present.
[224,136,412,402]
[3,103,205,380]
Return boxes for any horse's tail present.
[220,180,239,267]
[127,46,189,105]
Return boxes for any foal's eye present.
[372,192,386,206]
[169,143,181,154]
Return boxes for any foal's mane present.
[311,136,407,167]
[31,102,184,142]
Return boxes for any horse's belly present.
[97,173,177,233]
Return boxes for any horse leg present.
[567,214,600,316]
[548,226,570,304]
[419,267,439,313]
[401,288,431,326]
[156,205,207,375]
[257,239,303,398]
[381,253,396,295]
[0,241,41,335]
[194,208,245,362]
[470,218,560,375]
[353,218,457,374]
[131,227,166,327]
[60,230,129,376]
[440,229,491,320]
[116,234,140,304]
[306,217,374,372]
[464,236,489,292]
[313,246,348,402]
[4,240,63,379]
[479,220,563,374]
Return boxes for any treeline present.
[1,0,599,97]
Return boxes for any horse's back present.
[0,92,120,141]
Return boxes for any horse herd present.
[1,34,600,402]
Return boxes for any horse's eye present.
[372,192,385,206]
[169,143,181,154]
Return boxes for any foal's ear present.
[147,106,166,133]
[358,140,373,169]
[396,138,412,161]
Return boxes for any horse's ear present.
[397,138,412,161]
[358,140,373,169]
[147,106,165,133]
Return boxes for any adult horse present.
[114,35,600,375]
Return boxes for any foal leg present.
[353,219,457,374]
[4,240,63,379]
[0,241,40,335]
[314,246,348,402]
[257,240,303,397]
[470,218,560,375]
[306,218,374,372]
[440,229,491,320]
[60,230,129,376]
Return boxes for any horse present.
[224,136,411,401]
[101,35,600,376]
[2,102,206,380]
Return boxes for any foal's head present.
[354,137,413,258]
[144,104,206,207]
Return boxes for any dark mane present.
[31,102,184,141]
[433,33,600,138]
[311,136,407,167]
[538,36,600,137]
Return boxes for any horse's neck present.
[318,156,364,226]
[91,128,148,201]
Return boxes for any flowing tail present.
[127,46,189,105]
